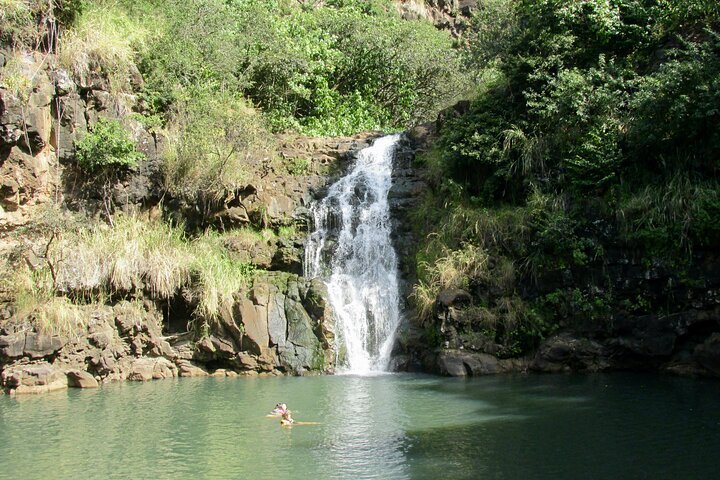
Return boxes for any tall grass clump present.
[412,243,489,322]
[5,263,85,337]
[58,1,150,91]
[188,232,255,331]
[54,215,190,299]
[617,174,720,252]
[47,214,256,335]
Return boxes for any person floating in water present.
[268,402,319,426]
[280,409,295,427]
[269,403,287,416]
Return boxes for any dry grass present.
[412,243,490,322]
[6,263,85,336]
[187,232,254,326]
[58,2,149,91]
[44,214,254,332]
[32,297,85,337]
[0,0,41,47]
[8,214,256,335]
[0,53,33,102]
[53,215,190,298]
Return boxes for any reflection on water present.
[321,376,408,479]
[1,373,719,480]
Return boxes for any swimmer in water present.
[280,409,295,426]
[269,403,287,416]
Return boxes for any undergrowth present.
[7,214,256,336]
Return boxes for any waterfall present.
[305,134,402,374]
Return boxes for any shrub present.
[74,118,143,173]
[162,92,273,205]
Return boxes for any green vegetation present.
[162,92,271,207]
[412,0,720,355]
[130,0,466,135]
[58,1,150,91]
[74,118,144,173]
[0,53,32,102]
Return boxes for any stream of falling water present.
[304,134,402,374]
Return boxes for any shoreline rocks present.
[0,271,337,394]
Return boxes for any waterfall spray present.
[305,135,402,374]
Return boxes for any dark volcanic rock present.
[695,333,720,376]
[532,333,610,373]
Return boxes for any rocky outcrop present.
[396,348,528,377]
[1,363,68,394]
[394,0,477,38]
[1,51,60,231]
[1,271,336,393]
[66,369,98,388]
[191,273,335,375]
[0,49,162,232]
[202,133,380,232]
[389,129,432,315]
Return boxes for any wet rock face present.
[415,349,528,377]
[178,133,380,231]
[193,273,336,376]
[388,132,430,311]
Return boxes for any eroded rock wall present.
[0,272,337,394]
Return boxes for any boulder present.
[238,299,269,355]
[52,92,88,161]
[127,357,177,381]
[437,288,472,308]
[271,240,303,274]
[66,369,99,389]
[127,358,155,381]
[177,360,209,378]
[24,332,66,359]
[267,292,288,348]
[436,350,500,377]
[279,298,323,373]
[695,333,720,376]
[2,363,68,394]
[532,333,610,372]
[0,332,25,359]
[237,352,259,370]
[303,278,335,352]
[152,358,178,379]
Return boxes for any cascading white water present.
[305,134,402,375]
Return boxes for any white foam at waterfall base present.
[305,134,402,375]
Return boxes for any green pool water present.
[1,373,718,479]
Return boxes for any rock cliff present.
[0,45,383,393]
